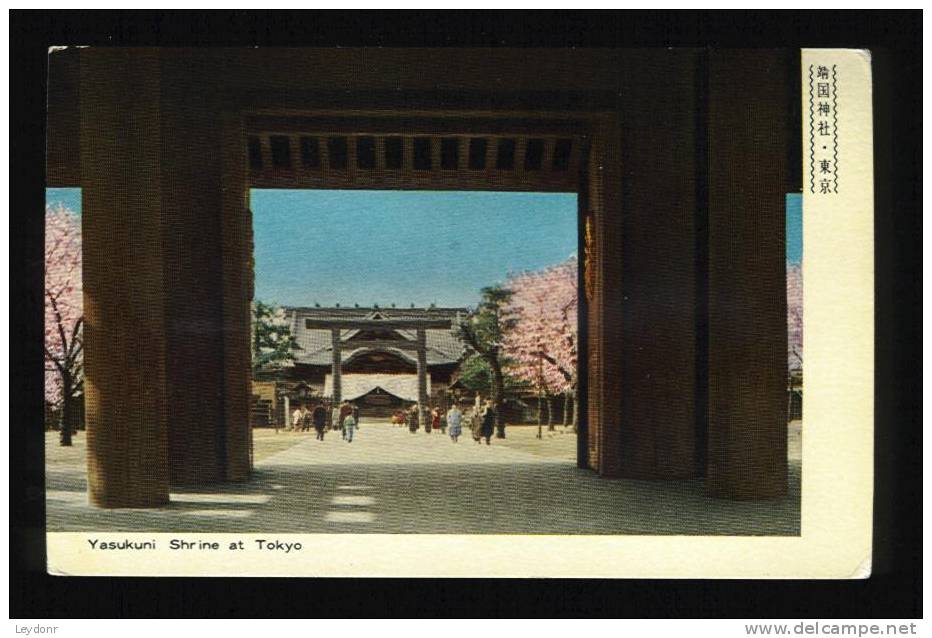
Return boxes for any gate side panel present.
[81,49,170,507]
[606,51,700,479]
[707,50,790,498]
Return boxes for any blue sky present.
[250,190,578,308]
[786,193,802,265]
[45,188,803,304]
[46,188,81,214]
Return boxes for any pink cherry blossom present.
[503,256,578,395]
[787,262,803,371]
[45,203,83,408]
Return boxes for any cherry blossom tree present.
[787,262,803,372]
[503,257,578,432]
[45,203,83,446]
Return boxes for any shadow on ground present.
[47,430,800,535]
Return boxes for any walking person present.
[446,403,463,443]
[480,400,495,445]
[331,402,341,433]
[291,404,304,433]
[468,407,482,443]
[312,403,327,440]
[431,407,442,434]
[408,404,420,433]
[339,401,353,439]
[343,410,357,443]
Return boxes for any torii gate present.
[303,317,455,422]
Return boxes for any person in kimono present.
[446,403,463,443]
[339,401,353,424]
[331,403,341,432]
[343,410,357,443]
[291,405,304,432]
[339,401,353,438]
[431,407,442,434]
[468,406,482,443]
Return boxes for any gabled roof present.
[287,306,467,367]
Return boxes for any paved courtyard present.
[46,421,801,535]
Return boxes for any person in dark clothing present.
[408,404,420,433]
[480,400,495,445]
[312,404,327,440]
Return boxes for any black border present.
[11,10,921,618]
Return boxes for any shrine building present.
[285,306,466,417]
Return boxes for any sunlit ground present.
[46,421,801,535]
[252,422,579,463]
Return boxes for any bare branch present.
[65,317,84,359]
[457,322,487,357]
[44,346,65,372]
[538,350,574,383]
[47,293,71,356]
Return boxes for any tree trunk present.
[536,394,543,439]
[572,388,578,434]
[547,396,555,431]
[563,392,570,427]
[59,374,73,447]
[489,357,506,438]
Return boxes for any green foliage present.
[455,284,517,359]
[456,285,520,435]
[252,300,299,373]
[457,354,524,395]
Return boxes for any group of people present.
[391,400,496,445]
[290,397,498,446]
[290,401,359,443]
[392,405,445,435]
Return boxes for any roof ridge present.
[286,306,469,312]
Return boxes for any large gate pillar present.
[331,328,342,405]
[81,49,169,507]
[162,51,231,484]
[416,328,428,424]
[706,50,791,498]
[219,111,253,481]
[594,51,700,479]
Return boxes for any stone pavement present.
[46,421,800,535]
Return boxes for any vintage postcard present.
[42,47,873,577]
